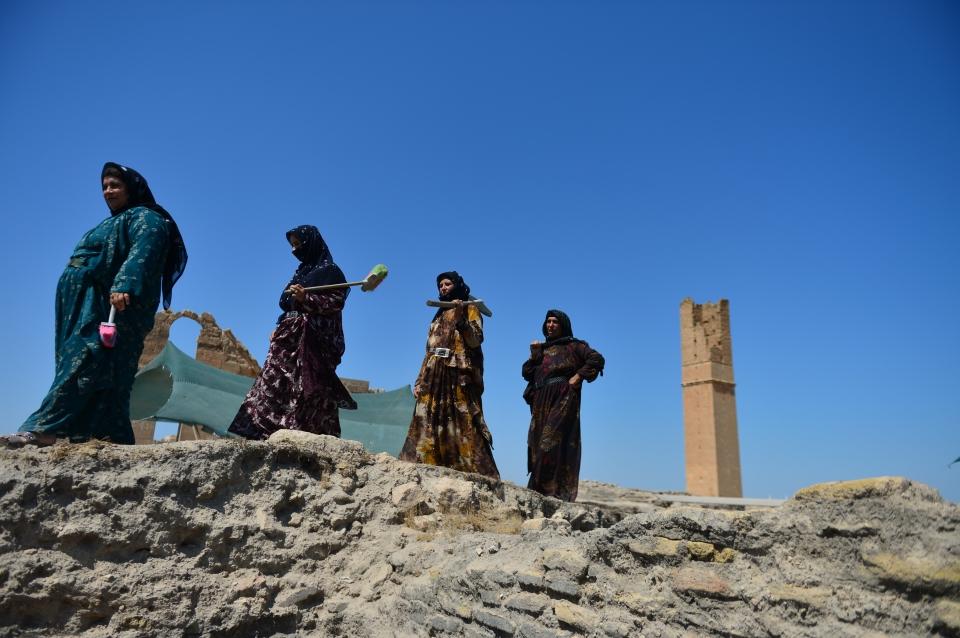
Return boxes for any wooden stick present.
[426,299,486,309]
[426,299,493,317]
[300,280,366,292]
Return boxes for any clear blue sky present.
[2,1,958,501]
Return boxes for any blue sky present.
[1,1,958,500]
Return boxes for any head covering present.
[542,309,575,344]
[436,271,470,301]
[101,162,187,310]
[280,225,347,312]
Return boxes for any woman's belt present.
[529,375,570,391]
[429,347,452,358]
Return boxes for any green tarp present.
[129,341,413,455]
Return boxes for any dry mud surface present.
[0,432,958,637]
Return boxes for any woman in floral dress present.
[400,272,499,479]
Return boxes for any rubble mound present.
[1,433,957,637]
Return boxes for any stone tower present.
[679,298,742,497]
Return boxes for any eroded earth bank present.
[1,432,958,637]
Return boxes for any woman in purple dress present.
[228,226,356,439]
[522,309,604,501]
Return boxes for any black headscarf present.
[434,270,470,320]
[101,162,187,310]
[542,309,576,345]
[280,225,347,312]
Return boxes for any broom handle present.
[297,280,367,293]
[426,299,485,309]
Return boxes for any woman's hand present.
[110,292,131,311]
[289,284,306,304]
[569,373,582,387]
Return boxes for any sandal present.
[1,432,57,449]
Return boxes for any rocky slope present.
[0,433,957,637]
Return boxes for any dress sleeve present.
[111,210,170,299]
[575,342,605,382]
[457,304,484,349]
[300,288,346,315]
[522,349,542,381]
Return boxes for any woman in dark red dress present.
[522,309,604,501]
[228,225,356,440]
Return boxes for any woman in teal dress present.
[5,163,187,447]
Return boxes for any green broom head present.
[361,264,389,291]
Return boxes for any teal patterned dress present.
[20,207,171,444]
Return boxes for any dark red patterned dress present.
[229,289,356,439]
[229,225,356,440]
[522,338,604,501]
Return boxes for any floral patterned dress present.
[400,305,500,479]
[522,339,604,501]
[228,289,356,439]
[20,207,171,444]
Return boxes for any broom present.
[294,263,389,293]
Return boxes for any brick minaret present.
[680,298,742,497]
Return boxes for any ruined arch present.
[138,310,261,378]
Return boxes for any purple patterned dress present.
[228,225,356,440]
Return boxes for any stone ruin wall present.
[138,310,262,376]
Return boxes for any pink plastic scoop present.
[99,306,117,348]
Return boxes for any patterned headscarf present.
[279,225,347,311]
[101,162,187,310]
[542,309,575,344]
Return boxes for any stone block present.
[465,625,497,638]
[521,518,572,535]
[860,551,960,592]
[553,601,598,632]
[504,592,550,616]
[517,620,572,638]
[625,536,681,561]
[544,573,579,599]
[685,541,715,561]
[670,567,737,600]
[474,609,516,635]
[793,477,914,501]
[429,614,465,633]
[392,482,422,508]
[542,548,589,580]
[601,620,633,637]
[480,590,502,607]
[935,599,960,633]
[276,585,322,608]
[516,570,545,590]
[424,476,478,510]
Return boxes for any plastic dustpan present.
[99,306,117,348]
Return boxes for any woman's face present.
[545,316,562,338]
[102,176,129,212]
[288,235,304,252]
[438,278,456,298]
